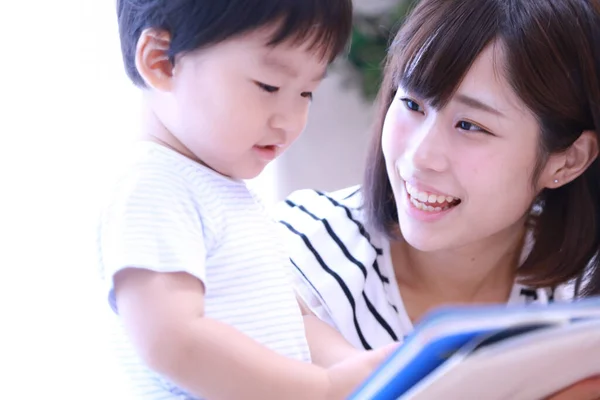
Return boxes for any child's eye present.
[400,97,424,114]
[256,82,279,93]
[301,92,313,100]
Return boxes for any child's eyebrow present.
[262,55,298,77]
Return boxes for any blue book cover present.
[349,297,600,400]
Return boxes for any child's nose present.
[269,104,309,137]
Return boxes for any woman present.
[275,0,600,398]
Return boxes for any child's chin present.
[236,167,265,181]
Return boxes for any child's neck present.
[139,101,200,163]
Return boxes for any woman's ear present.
[542,130,599,189]
[134,28,174,91]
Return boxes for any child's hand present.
[325,342,399,400]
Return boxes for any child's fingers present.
[367,341,400,366]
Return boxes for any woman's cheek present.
[382,109,410,161]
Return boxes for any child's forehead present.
[259,50,328,81]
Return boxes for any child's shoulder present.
[113,141,233,199]
[112,143,195,197]
[126,141,205,183]
[101,142,247,230]
[101,142,216,221]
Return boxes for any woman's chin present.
[401,232,451,253]
[398,217,459,253]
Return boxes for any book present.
[349,296,600,400]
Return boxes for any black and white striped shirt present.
[274,186,574,350]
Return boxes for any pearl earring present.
[554,179,559,183]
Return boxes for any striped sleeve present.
[98,165,214,313]
[274,186,404,350]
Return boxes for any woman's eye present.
[301,92,313,100]
[256,82,279,93]
[400,97,424,113]
[456,120,487,133]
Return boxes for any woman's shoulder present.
[273,185,366,233]
[273,185,385,254]
[274,186,401,349]
[273,184,387,297]
[276,185,363,216]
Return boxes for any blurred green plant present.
[347,0,419,99]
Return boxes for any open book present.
[349,296,600,400]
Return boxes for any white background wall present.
[0,0,391,397]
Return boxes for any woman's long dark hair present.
[363,0,600,296]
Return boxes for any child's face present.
[160,28,328,179]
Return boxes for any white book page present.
[402,320,600,400]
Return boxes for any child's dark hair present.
[363,0,600,297]
[117,0,353,87]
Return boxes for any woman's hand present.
[546,376,600,400]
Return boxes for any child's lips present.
[253,145,278,161]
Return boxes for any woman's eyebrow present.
[454,93,505,117]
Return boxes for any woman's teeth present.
[405,182,459,212]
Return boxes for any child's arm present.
[298,297,369,368]
[115,268,393,400]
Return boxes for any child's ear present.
[135,28,174,91]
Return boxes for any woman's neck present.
[391,221,527,323]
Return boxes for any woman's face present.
[382,44,547,252]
